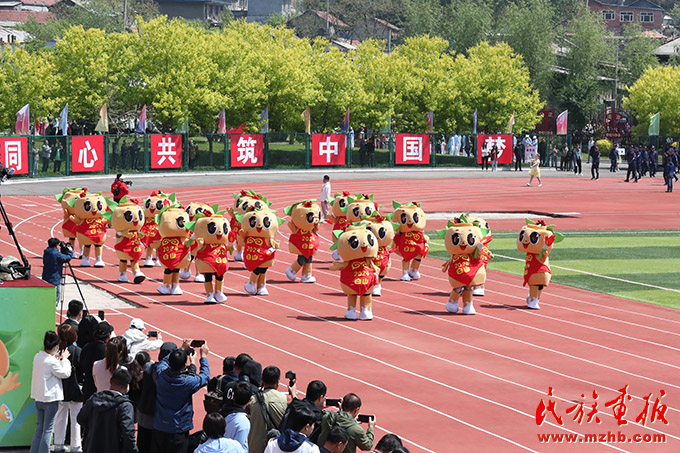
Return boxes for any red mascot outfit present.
[284,200,321,283]
[517,219,564,309]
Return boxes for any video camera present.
[0,165,15,182]
[59,240,73,256]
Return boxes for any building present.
[154,0,231,25]
[350,17,399,45]
[587,0,664,31]
[246,0,291,23]
[286,10,348,40]
[0,9,53,43]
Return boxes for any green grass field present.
[427,229,680,310]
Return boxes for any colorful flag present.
[473,108,477,134]
[302,107,311,134]
[648,112,660,136]
[59,104,68,135]
[217,109,226,134]
[259,107,269,134]
[135,105,147,133]
[15,104,29,135]
[506,111,515,133]
[426,111,434,133]
[556,110,568,135]
[95,103,109,133]
[341,108,349,133]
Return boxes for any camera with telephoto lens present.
[59,241,73,256]
[125,180,133,186]
[0,165,15,181]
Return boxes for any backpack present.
[203,375,225,414]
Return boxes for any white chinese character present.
[157,137,177,165]
[484,136,507,159]
[402,136,423,161]
[236,136,258,164]
[319,136,338,163]
[4,140,22,171]
[77,140,98,169]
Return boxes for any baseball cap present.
[96,321,114,337]
[130,318,145,330]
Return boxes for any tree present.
[619,23,658,88]
[623,66,680,136]
[402,0,441,38]
[441,0,493,56]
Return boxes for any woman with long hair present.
[92,336,129,392]
[53,324,84,452]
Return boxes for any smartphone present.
[357,414,374,423]
[98,310,105,320]
[326,398,341,408]
[83,309,89,317]
[285,370,296,386]
[190,340,205,348]
[148,331,158,338]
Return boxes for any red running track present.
[1,176,679,452]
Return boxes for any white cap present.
[130,318,145,330]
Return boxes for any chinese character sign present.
[395,134,431,165]
[230,134,264,168]
[0,137,28,175]
[71,136,104,172]
[312,134,346,166]
[477,135,513,164]
[150,135,183,169]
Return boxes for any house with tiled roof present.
[587,0,664,31]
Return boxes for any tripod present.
[58,258,89,318]
[0,193,31,280]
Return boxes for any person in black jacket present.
[54,324,84,453]
[80,321,113,399]
[78,367,138,453]
[279,380,327,444]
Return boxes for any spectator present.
[225,381,253,451]
[41,141,52,173]
[319,427,349,453]
[317,394,374,453]
[513,139,524,171]
[265,405,319,453]
[549,144,558,169]
[111,174,131,204]
[249,366,289,453]
[30,330,71,453]
[195,413,245,453]
[538,137,547,166]
[53,325,83,453]
[131,138,140,169]
[610,145,618,173]
[220,358,262,415]
[207,355,237,398]
[490,144,498,172]
[665,156,675,193]
[373,434,403,453]
[279,380,327,444]
[80,321,113,399]
[480,143,490,171]
[572,144,582,176]
[111,137,121,170]
[121,139,130,169]
[77,367,138,453]
[189,140,199,168]
[60,299,83,335]
[92,336,128,393]
[53,142,64,173]
[122,318,163,357]
[42,237,73,305]
[590,145,600,180]
[151,339,210,453]
[358,131,366,167]
[32,142,40,174]
[366,134,375,167]
[320,175,331,222]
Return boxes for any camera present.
[124,180,133,186]
[357,414,374,423]
[59,241,73,256]
[285,370,296,386]
[0,166,15,182]
[326,398,341,408]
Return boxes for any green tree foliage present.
[619,24,658,88]
[441,0,492,56]
[403,0,441,38]
[624,66,680,136]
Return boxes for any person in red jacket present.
[111,174,131,203]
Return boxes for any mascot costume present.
[103,196,146,283]
[346,194,377,223]
[186,205,229,304]
[156,204,192,295]
[468,216,492,297]
[68,190,109,267]
[517,219,564,309]
[141,191,173,267]
[327,191,352,260]
[330,224,379,320]
[238,207,284,295]
[360,213,394,296]
[438,215,492,315]
[180,202,213,282]
[228,190,271,262]
[391,201,429,281]
[284,200,321,283]
[55,187,85,255]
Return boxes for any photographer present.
[111,173,131,203]
[317,394,375,453]
[42,237,74,304]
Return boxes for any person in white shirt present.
[30,330,71,453]
[320,175,331,221]
[122,318,163,357]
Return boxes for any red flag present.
[556,110,568,135]
[341,108,349,133]
[15,104,29,135]
[217,109,226,134]
[426,111,433,133]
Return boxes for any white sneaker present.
[94,257,105,267]
[300,273,316,283]
[170,283,183,295]
[133,270,146,284]
[179,269,192,280]
[538,183,542,187]
[408,269,421,280]
[117,273,129,283]
[344,309,358,320]
[256,285,269,296]
[213,291,227,303]
[194,273,205,283]
[461,301,476,315]
[244,281,257,295]
[154,258,162,267]
[204,293,216,304]
[400,271,411,281]
[234,250,243,261]
[372,283,382,297]
[157,284,171,295]
[445,300,459,313]
[285,266,297,282]
[526,183,531,186]
[144,257,155,267]
[359,306,373,320]
[80,257,90,267]
[331,250,341,261]
[527,297,540,310]
[472,286,485,297]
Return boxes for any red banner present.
[477,135,513,164]
[230,134,264,168]
[312,134,346,166]
[150,134,183,169]
[71,136,104,173]
[0,137,28,175]
[395,134,430,165]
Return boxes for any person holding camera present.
[317,394,375,453]
[42,238,74,305]
[279,380,327,444]
[111,174,131,203]
[122,318,163,357]
[249,366,289,453]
